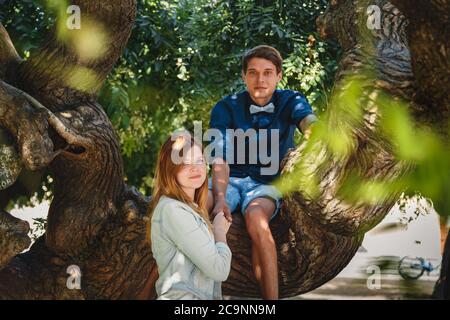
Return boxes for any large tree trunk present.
[0,0,448,299]
[390,0,450,129]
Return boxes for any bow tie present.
[249,102,275,114]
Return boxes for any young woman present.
[147,133,232,300]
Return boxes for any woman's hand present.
[212,198,232,222]
[213,211,232,243]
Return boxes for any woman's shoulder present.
[153,196,202,229]
[153,196,193,216]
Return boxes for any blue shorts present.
[208,176,282,221]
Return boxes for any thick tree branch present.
[0,22,21,79]
[0,187,153,299]
[0,80,58,171]
[42,101,125,256]
[15,0,137,109]
[2,81,91,148]
[284,0,413,236]
[0,79,94,172]
[390,0,450,130]
[0,209,30,270]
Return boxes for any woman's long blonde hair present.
[146,133,212,242]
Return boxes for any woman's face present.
[176,144,207,191]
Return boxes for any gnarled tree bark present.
[0,0,448,299]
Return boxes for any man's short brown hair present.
[242,45,283,74]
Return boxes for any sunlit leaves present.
[65,66,99,93]
[44,0,69,41]
[67,18,109,62]
[277,70,449,217]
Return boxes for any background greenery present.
[1,0,339,199]
[2,0,448,220]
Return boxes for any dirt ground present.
[225,277,436,300]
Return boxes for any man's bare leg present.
[245,198,278,299]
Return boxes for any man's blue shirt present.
[209,89,315,184]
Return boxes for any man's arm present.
[297,114,318,139]
[209,99,233,221]
[288,92,317,139]
[211,158,232,221]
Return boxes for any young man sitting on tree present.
[207,45,318,299]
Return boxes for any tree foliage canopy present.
[1,0,448,217]
[2,0,339,201]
